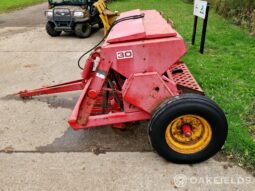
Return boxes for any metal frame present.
[52,8,73,30]
[17,10,204,130]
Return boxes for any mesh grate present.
[169,62,203,92]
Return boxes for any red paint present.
[106,10,177,43]
[88,90,98,99]
[123,72,176,113]
[182,125,192,137]
[17,10,204,130]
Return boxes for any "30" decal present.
[116,50,133,60]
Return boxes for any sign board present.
[193,0,208,19]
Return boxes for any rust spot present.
[154,87,160,92]
[1,145,14,153]
[24,64,36,68]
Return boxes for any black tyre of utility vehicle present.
[74,23,92,38]
[46,22,61,37]
[148,93,228,164]
[98,21,104,29]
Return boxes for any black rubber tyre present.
[98,22,104,29]
[74,23,92,38]
[148,93,228,164]
[46,22,61,37]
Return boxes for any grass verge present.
[110,0,255,174]
[0,0,46,13]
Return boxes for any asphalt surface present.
[0,3,254,191]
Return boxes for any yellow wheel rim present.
[165,115,212,154]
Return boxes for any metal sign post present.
[192,0,210,54]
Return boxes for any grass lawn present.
[110,0,255,173]
[0,0,46,13]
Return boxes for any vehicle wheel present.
[74,23,92,38]
[148,93,228,164]
[46,22,61,37]
[98,22,104,29]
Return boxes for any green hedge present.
[185,0,255,34]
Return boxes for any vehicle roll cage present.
[48,0,97,6]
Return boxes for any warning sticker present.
[96,69,106,79]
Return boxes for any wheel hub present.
[165,115,212,154]
[182,124,192,137]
